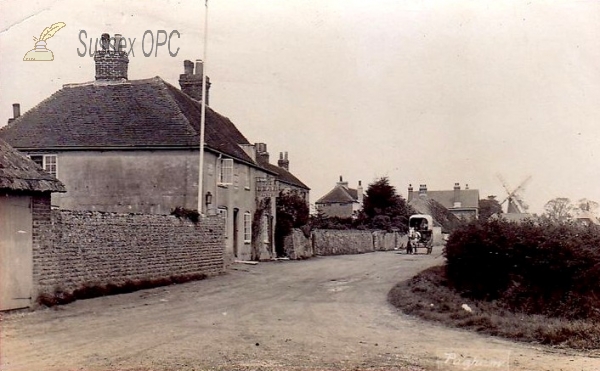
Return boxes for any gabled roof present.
[0,138,65,193]
[426,189,480,209]
[0,77,253,163]
[409,196,462,232]
[315,184,358,204]
[259,162,309,190]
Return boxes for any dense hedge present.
[445,219,600,320]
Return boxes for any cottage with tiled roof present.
[315,176,363,218]
[0,138,65,310]
[0,33,308,262]
[408,183,479,220]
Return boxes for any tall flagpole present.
[198,0,209,214]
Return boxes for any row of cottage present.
[0,33,309,267]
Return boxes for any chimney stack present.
[453,182,462,208]
[94,33,129,81]
[7,103,21,124]
[12,103,20,118]
[418,184,427,197]
[337,176,348,188]
[255,142,269,164]
[408,184,414,202]
[357,180,364,204]
[278,151,289,171]
[179,59,211,104]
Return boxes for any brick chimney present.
[418,184,427,197]
[7,103,20,124]
[453,182,462,208]
[94,33,128,81]
[255,142,269,165]
[278,152,289,171]
[179,59,211,104]
[357,180,364,204]
[453,183,462,207]
[408,184,414,202]
[337,176,348,188]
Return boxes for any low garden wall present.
[35,210,225,300]
[286,229,408,259]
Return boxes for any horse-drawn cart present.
[406,214,433,254]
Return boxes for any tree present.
[479,195,503,222]
[275,190,309,256]
[573,198,599,217]
[362,177,413,231]
[542,197,574,223]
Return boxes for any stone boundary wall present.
[307,230,406,256]
[283,229,314,259]
[35,210,225,297]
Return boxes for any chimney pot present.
[12,103,20,119]
[195,59,203,76]
[183,60,194,75]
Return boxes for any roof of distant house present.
[0,77,253,164]
[425,189,480,209]
[315,184,358,204]
[0,137,65,193]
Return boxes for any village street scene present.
[1,1,600,370]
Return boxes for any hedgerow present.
[444,219,600,320]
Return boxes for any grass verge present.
[388,265,600,350]
[36,273,207,308]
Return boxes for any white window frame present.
[245,167,251,190]
[29,154,58,177]
[219,158,233,185]
[243,211,252,243]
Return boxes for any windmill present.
[497,174,532,214]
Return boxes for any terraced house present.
[0,33,308,262]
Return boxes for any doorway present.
[0,195,33,310]
[233,208,239,258]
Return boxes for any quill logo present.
[23,22,66,61]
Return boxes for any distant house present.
[0,33,308,262]
[315,176,363,218]
[408,183,479,220]
[0,138,65,310]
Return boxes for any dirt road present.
[1,251,599,371]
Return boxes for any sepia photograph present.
[1,1,600,370]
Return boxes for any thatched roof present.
[0,138,66,193]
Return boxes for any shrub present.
[445,219,600,320]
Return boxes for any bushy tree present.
[478,195,503,221]
[542,197,574,223]
[361,177,413,231]
[275,190,309,256]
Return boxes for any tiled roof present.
[409,196,462,232]
[259,162,309,190]
[315,185,357,204]
[426,189,480,209]
[0,137,65,193]
[0,77,253,163]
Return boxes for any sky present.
[1,0,600,214]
